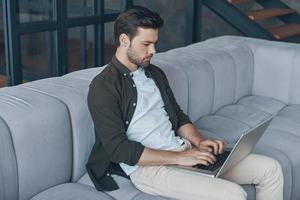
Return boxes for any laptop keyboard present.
[193,150,231,171]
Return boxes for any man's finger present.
[205,140,219,155]
[198,145,212,152]
[215,140,225,154]
[197,153,216,165]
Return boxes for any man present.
[87,6,283,200]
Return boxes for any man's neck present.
[115,48,138,72]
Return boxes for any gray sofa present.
[1,36,299,200]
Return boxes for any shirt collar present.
[112,56,133,77]
[111,55,152,78]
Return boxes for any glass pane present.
[104,22,116,64]
[0,0,6,87]
[21,31,57,81]
[19,0,55,23]
[67,0,94,18]
[133,0,189,52]
[105,0,125,14]
[1,0,5,67]
[68,25,94,72]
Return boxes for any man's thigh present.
[130,165,247,200]
[221,153,280,184]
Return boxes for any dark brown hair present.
[114,6,164,46]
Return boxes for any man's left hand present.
[197,139,226,155]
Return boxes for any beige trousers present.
[130,140,283,200]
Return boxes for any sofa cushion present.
[195,115,249,143]
[241,185,255,200]
[64,66,105,81]
[21,76,97,182]
[153,51,215,120]
[250,44,300,105]
[0,118,18,200]
[197,129,228,142]
[272,105,300,137]
[253,145,293,200]
[262,105,300,200]
[279,104,300,119]
[193,95,279,143]
[258,129,299,200]
[193,94,294,199]
[31,183,113,200]
[200,35,300,105]
[78,173,173,200]
[237,95,286,114]
[153,43,254,122]
[187,40,254,104]
[0,87,73,200]
[269,116,300,137]
[151,56,189,114]
[169,48,237,114]
[215,104,270,127]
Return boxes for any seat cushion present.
[31,183,113,200]
[215,104,270,127]
[237,95,286,114]
[260,105,300,200]
[195,115,250,143]
[194,95,285,143]
[78,173,173,200]
[193,95,294,200]
[242,185,255,200]
[271,105,300,137]
[253,145,292,200]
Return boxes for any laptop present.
[168,116,273,178]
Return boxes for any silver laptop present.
[168,116,273,178]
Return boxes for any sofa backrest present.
[22,67,104,183]
[247,39,300,105]
[0,117,18,200]
[152,39,254,122]
[202,36,300,105]
[0,86,73,200]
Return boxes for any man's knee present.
[265,157,284,184]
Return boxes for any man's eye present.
[143,43,150,46]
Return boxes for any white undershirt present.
[120,67,183,175]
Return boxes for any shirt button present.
[133,84,136,87]
[123,73,127,76]
[106,173,110,176]
[125,121,129,124]
[129,72,133,76]
[133,103,136,107]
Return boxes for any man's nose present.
[149,44,156,55]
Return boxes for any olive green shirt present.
[86,56,191,191]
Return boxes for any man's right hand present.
[176,148,217,167]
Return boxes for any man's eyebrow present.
[143,40,157,43]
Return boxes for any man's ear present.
[119,33,130,47]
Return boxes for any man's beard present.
[127,47,152,68]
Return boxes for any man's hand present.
[176,148,216,167]
[197,139,226,155]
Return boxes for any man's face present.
[126,27,158,68]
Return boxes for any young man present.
[86,6,283,200]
